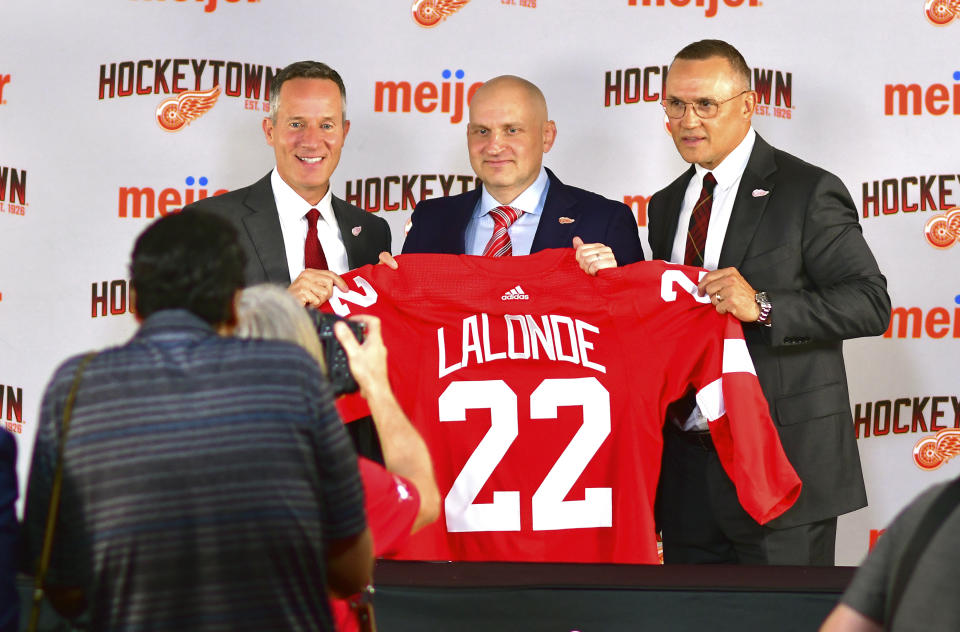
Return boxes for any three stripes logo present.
[501,285,530,301]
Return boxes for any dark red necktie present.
[482,206,523,257]
[304,208,328,270]
[683,172,717,268]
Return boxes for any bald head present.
[466,75,557,205]
[470,75,549,121]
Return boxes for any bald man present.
[401,75,643,265]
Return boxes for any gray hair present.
[234,284,327,375]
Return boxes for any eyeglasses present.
[660,90,751,119]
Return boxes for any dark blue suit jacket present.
[402,168,644,266]
[0,430,18,632]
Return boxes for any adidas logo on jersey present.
[501,285,530,301]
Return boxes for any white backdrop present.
[1,0,958,566]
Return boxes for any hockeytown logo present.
[925,0,960,25]
[860,172,959,249]
[98,59,281,131]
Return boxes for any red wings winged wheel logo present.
[914,429,960,470]
[411,0,471,27]
[156,85,222,132]
[925,0,960,25]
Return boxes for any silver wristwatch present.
[755,291,773,327]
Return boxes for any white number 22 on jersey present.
[438,377,612,533]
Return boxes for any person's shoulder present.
[413,189,475,214]
[754,137,837,184]
[333,196,389,229]
[182,175,267,214]
[0,430,13,462]
[221,335,317,367]
[550,172,631,214]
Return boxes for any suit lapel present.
[652,166,695,260]
[718,134,777,269]
[331,196,362,269]
[453,188,482,254]
[241,174,292,284]
[531,168,578,253]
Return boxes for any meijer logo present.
[118,176,228,219]
[627,0,760,18]
[0,74,10,105]
[883,294,960,339]
[411,0,471,27]
[375,69,482,124]
[884,71,960,115]
[134,0,260,13]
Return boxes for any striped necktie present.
[684,172,717,268]
[482,205,523,257]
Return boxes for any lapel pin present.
[351,226,362,236]
[752,189,770,198]
[558,217,575,224]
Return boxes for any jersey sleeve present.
[698,316,802,523]
[358,457,420,557]
[605,261,801,525]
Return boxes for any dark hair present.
[673,39,751,89]
[130,210,246,325]
[269,61,347,121]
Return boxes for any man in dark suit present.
[185,61,391,461]
[185,61,390,307]
[645,40,891,565]
[401,75,643,266]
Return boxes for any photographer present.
[234,284,440,632]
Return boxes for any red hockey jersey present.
[327,249,800,564]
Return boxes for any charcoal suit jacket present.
[648,133,891,528]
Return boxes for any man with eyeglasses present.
[644,39,891,565]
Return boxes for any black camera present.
[307,309,366,397]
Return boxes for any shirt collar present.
[693,127,756,191]
[135,309,217,339]
[271,168,336,226]
[477,166,549,217]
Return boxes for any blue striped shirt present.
[23,310,365,631]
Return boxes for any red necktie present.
[304,208,328,270]
[683,172,717,268]
[482,206,523,257]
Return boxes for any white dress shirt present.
[669,128,756,431]
[271,169,350,278]
[465,166,551,256]
[670,127,757,271]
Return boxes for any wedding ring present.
[715,292,722,301]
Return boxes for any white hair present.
[234,284,327,375]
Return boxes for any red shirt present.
[330,458,419,632]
